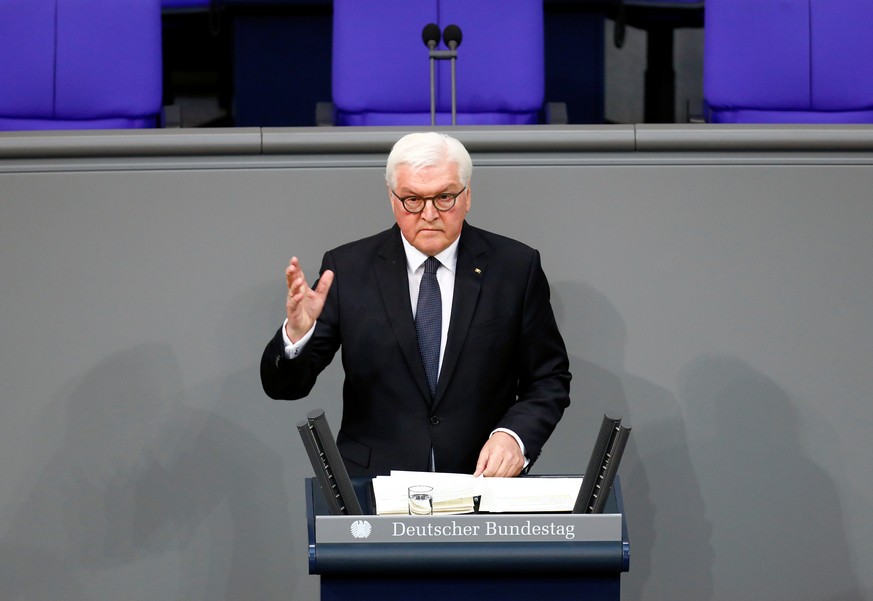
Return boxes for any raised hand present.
[284,257,334,342]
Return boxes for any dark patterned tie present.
[415,256,441,397]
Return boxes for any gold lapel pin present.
[474,268,482,275]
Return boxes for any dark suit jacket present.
[261,222,571,477]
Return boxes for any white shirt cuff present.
[491,428,531,469]
[282,319,316,359]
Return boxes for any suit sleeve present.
[260,252,341,400]
[494,249,571,467]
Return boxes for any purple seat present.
[161,0,211,9]
[162,0,209,6]
[704,0,873,123]
[0,0,163,131]
[331,0,546,126]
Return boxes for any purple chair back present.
[331,0,545,126]
[704,0,873,123]
[0,0,163,130]
[161,0,210,8]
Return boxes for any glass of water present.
[408,485,434,515]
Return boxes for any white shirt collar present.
[400,232,460,274]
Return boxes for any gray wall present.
[1,126,872,601]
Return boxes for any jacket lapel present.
[434,223,486,407]
[374,226,433,401]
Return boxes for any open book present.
[371,471,583,515]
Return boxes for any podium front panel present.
[305,478,629,601]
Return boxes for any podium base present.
[307,478,628,601]
[321,575,619,601]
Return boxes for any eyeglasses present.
[391,187,467,214]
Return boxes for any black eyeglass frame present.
[391,186,467,214]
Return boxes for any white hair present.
[385,132,473,189]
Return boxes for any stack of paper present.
[476,476,583,513]
[372,471,478,515]
[371,471,585,515]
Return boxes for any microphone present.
[442,25,463,125]
[422,23,442,126]
[442,24,462,50]
[422,23,441,50]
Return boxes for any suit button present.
[430,415,440,425]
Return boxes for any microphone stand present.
[449,45,458,125]
[423,23,462,126]
[442,25,462,126]
[422,24,442,126]
[429,45,437,126]
[428,48,458,125]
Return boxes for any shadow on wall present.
[0,342,294,600]
[678,355,865,601]
[546,281,714,601]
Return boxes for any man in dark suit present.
[261,132,571,478]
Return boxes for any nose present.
[420,199,441,220]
